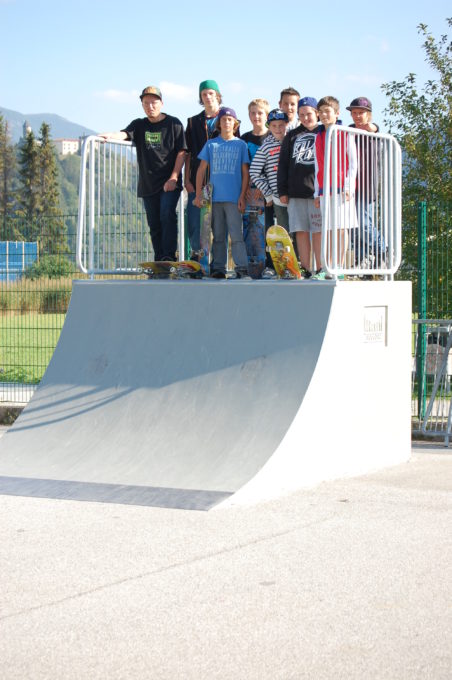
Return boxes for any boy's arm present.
[193,159,209,207]
[98,131,128,141]
[344,133,358,198]
[277,135,290,203]
[313,137,322,208]
[238,163,249,213]
[164,149,187,192]
[250,147,272,203]
[184,153,194,193]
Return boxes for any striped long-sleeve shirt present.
[249,134,284,206]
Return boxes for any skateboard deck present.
[243,188,266,279]
[196,183,213,276]
[266,225,302,279]
[139,260,202,279]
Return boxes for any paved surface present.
[0,431,450,680]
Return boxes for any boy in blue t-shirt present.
[194,107,249,278]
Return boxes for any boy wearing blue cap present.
[194,108,249,278]
[277,97,322,277]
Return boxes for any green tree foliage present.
[24,253,76,280]
[37,123,67,254]
[381,18,452,296]
[17,128,41,228]
[16,123,68,254]
[381,18,451,204]
[0,115,17,233]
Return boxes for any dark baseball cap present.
[140,86,162,101]
[217,107,239,121]
[346,97,372,111]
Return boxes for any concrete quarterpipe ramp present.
[0,280,412,510]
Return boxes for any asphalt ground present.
[0,430,450,680]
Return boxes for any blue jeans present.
[186,192,201,252]
[355,199,385,262]
[211,202,248,274]
[142,189,181,261]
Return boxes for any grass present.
[0,312,66,384]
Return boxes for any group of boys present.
[99,81,381,279]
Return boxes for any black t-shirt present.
[122,115,187,196]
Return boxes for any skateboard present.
[243,189,266,279]
[139,260,203,279]
[195,182,213,276]
[266,225,302,279]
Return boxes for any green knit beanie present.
[199,80,220,95]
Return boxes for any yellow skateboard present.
[266,225,301,279]
[139,260,202,279]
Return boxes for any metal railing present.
[322,125,402,279]
[412,319,452,445]
[77,136,186,276]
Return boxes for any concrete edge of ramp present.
[0,476,232,511]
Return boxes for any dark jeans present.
[186,191,201,252]
[142,189,181,261]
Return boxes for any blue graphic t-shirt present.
[198,137,249,203]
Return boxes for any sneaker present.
[262,267,276,279]
[210,270,226,279]
[312,268,328,280]
[235,270,252,280]
[299,266,312,279]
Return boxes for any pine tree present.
[17,128,41,236]
[0,115,20,239]
[37,122,67,254]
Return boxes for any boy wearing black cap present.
[347,97,385,268]
[98,86,186,262]
[194,108,249,278]
[185,80,223,257]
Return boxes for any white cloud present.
[226,82,246,94]
[95,89,139,104]
[345,74,383,86]
[158,82,196,101]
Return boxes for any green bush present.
[24,255,77,280]
[40,289,72,313]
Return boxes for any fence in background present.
[412,319,452,445]
[77,136,186,276]
[322,125,402,279]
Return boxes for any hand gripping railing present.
[77,135,185,276]
[321,125,402,279]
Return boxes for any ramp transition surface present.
[0,280,334,510]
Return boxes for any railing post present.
[417,200,427,418]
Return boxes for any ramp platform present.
[0,280,411,510]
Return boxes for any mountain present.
[0,106,96,143]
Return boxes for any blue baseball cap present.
[298,97,318,109]
[217,106,239,121]
[267,108,289,124]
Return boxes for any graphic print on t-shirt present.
[145,131,162,149]
[292,132,316,165]
[212,145,240,174]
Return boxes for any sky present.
[1,0,450,135]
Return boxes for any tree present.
[381,18,451,307]
[381,18,451,204]
[17,127,41,233]
[0,115,17,235]
[37,122,67,254]
[16,122,67,254]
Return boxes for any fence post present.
[417,200,427,418]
